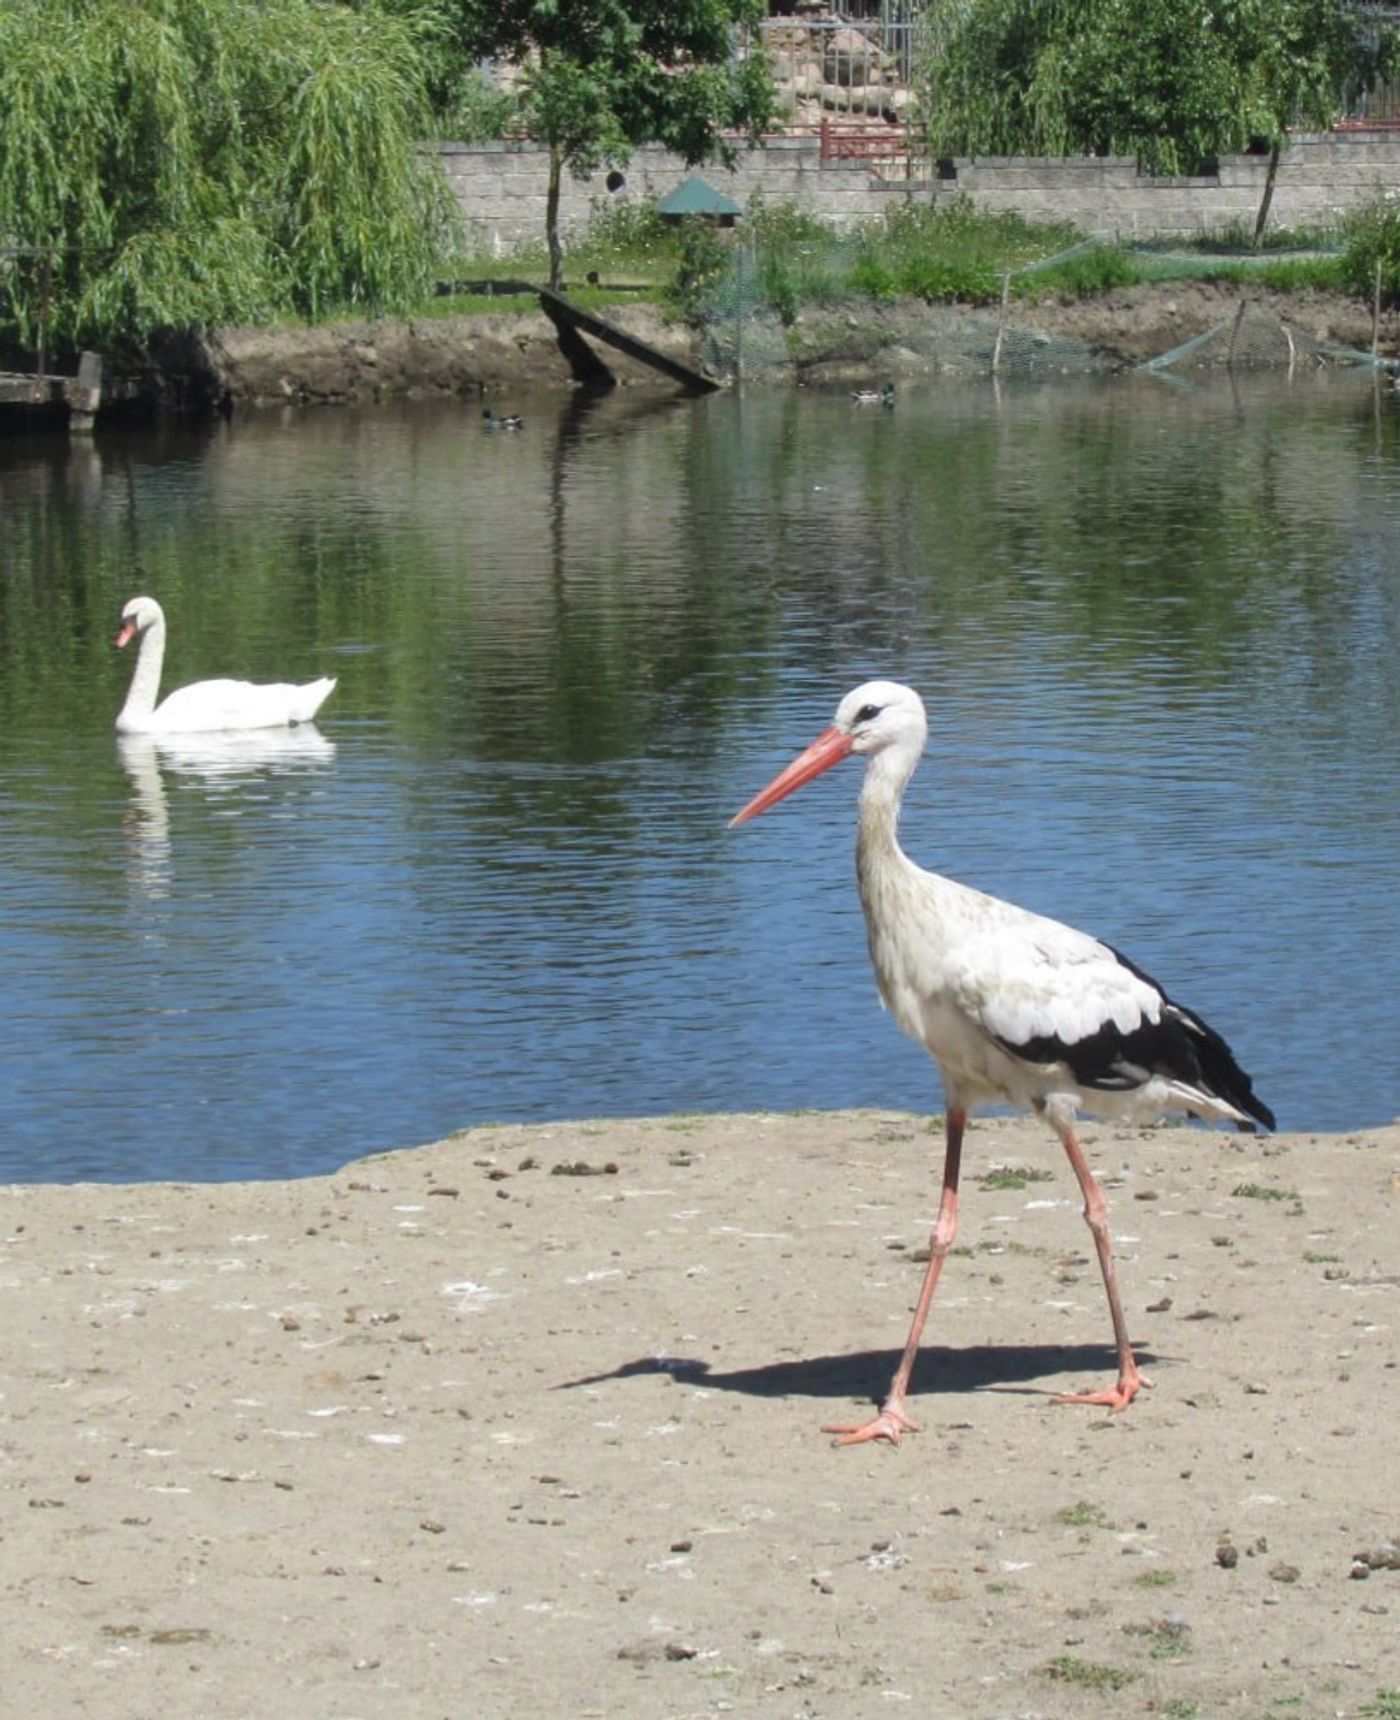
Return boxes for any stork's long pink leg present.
[824,1107,966,1447]
[1050,1121,1150,1411]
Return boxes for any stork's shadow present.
[560,1341,1164,1406]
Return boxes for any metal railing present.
[752,4,1400,134]
[753,14,919,127]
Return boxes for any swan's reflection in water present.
[120,728,337,901]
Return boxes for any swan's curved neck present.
[117,616,166,727]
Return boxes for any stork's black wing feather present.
[994,942,1276,1131]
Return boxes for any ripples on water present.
[1,373,1397,1181]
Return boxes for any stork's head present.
[729,680,927,827]
[833,680,927,757]
[115,595,164,649]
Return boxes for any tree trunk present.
[1253,140,1281,250]
[546,146,564,290]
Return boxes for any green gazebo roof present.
[656,175,742,218]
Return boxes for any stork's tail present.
[1170,1001,1276,1132]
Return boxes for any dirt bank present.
[3,1109,1398,1717]
[172,281,1398,410]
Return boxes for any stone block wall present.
[949,133,1400,238]
[436,129,1400,257]
[435,139,916,256]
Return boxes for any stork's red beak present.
[729,724,853,827]
[115,620,137,649]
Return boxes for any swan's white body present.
[115,596,336,735]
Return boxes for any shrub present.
[1339,191,1400,305]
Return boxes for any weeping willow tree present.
[920,0,1396,236]
[0,0,460,353]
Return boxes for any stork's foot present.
[821,1401,921,1448]
[1054,1368,1152,1413]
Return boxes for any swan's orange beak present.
[115,620,137,649]
[729,724,853,827]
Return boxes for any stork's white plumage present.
[731,680,1274,1448]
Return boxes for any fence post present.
[1373,258,1383,359]
[991,270,1011,374]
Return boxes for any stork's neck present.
[855,740,918,878]
[117,616,166,727]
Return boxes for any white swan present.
[114,595,337,734]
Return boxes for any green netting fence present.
[697,237,1394,384]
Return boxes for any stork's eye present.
[854,703,881,725]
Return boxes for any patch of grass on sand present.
[980,1165,1055,1191]
[1041,1654,1138,1691]
[1232,1182,1298,1202]
[1127,1617,1191,1660]
[1056,1500,1111,1529]
[1359,1694,1400,1719]
[1132,1568,1178,1588]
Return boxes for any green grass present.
[981,1164,1055,1191]
[1131,1569,1178,1589]
[1041,1655,1138,1691]
[1056,1501,1110,1529]
[1360,1694,1400,1719]
[1123,1616,1192,1659]
[1232,1182,1298,1202]
[416,195,1360,339]
[1148,1622,1191,1661]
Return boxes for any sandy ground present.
[3,1109,1398,1719]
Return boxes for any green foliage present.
[980,1164,1054,1190]
[1246,253,1347,292]
[746,195,829,249]
[577,201,675,272]
[745,199,851,320]
[431,67,517,143]
[276,7,453,320]
[920,0,1399,175]
[1041,1654,1138,1691]
[849,252,899,301]
[1157,218,1340,254]
[1129,1616,1192,1659]
[448,1,776,286]
[1055,1500,1110,1528]
[1014,243,1139,300]
[1231,1181,1297,1201]
[669,220,734,319]
[1339,191,1400,305]
[0,0,457,350]
[872,199,1082,302]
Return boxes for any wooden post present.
[67,351,103,434]
[991,270,1011,375]
[1373,258,1383,361]
[37,250,53,385]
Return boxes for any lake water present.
[2,371,1397,1183]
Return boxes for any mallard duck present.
[482,407,524,431]
[851,383,895,408]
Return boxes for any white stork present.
[730,680,1274,1448]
